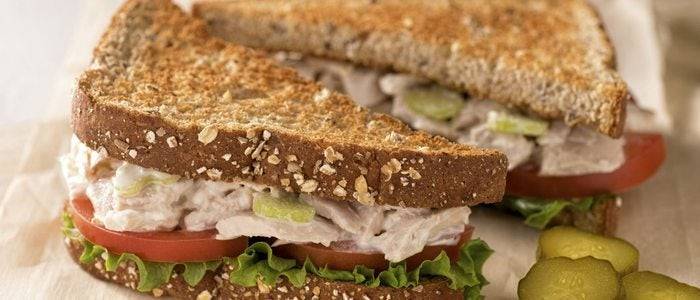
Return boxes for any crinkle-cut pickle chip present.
[403,86,464,121]
[623,271,700,300]
[518,256,620,300]
[538,226,639,274]
[252,193,315,223]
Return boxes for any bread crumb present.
[196,290,212,300]
[319,164,336,175]
[222,153,232,161]
[267,154,281,165]
[286,154,298,162]
[155,127,166,137]
[353,175,374,205]
[145,131,156,143]
[196,166,207,174]
[323,147,344,163]
[222,90,232,101]
[280,178,291,186]
[407,167,422,180]
[262,130,271,140]
[256,278,271,294]
[246,129,256,139]
[152,288,164,297]
[313,88,330,102]
[385,131,405,143]
[338,179,347,187]
[128,149,137,158]
[198,124,218,145]
[293,173,304,185]
[206,168,222,180]
[332,185,347,197]
[287,162,301,173]
[450,41,461,53]
[300,179,318,193]
[166,136,178,148]
[113,139,129,152]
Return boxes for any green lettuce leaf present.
[62,214,221,292]
[503,196,596,229]
[63,213,494,296]
[182,261,222,286]
[228,240,493,297]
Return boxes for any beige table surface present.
[0,0,698,299]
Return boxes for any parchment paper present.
[1,1,697,299]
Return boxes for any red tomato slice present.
[274,226,474,271]
[506,133,665,198]
[69,197,248,263]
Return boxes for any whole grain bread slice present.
[73,0,507,208]
[65,237,461,299]
[193,0,629,138]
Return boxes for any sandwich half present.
[60,0,508,299]
[193,0,666,235]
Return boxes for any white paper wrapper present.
[1,1,697,299]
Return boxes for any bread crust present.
[65,237,462,299]
[193,0,629,137]
[73,0,508,208]
[549,197,620,235]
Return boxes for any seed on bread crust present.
[166,136,178,148]
[145,131,156,143]
[73,0,508,209]
[197,124,218,145]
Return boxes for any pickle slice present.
[403,86,464,120]
[252,193,315,223]
[113,164,180,197]
[518,256,620,299]
[486,111,548,136]
[538,226,639,274]
[622,271,700,300]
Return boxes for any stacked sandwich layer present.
[194,0,666,235]
[60,1,508,299]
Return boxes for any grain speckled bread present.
[73,0,508,209]
[193,0,629,138]
[65,235,461,299]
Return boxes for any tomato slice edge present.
[69,197,248,262]
[506,133,665,198]
[274,226,474,271]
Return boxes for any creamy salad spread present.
[61,136,470,262]
[275,52,627,176]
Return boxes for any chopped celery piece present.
[252,193,315,223]
[622,271,700,300]
[403,87,464,120]
[486,111,548,136]
[113,164,180,197]
[518,256,620,299]
[538,226,639,274]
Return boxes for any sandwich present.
[59,0,508,299]
[193,0,666,235]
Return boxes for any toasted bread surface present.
[65,238,461,299]
[73,0,507,208]
[194,0,628,137]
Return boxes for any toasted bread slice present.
[73,0,507,208]
[193,0,628,137]
[65,234,461,300]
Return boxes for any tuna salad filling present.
[60,136,471,262]
[274,52,627,176]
